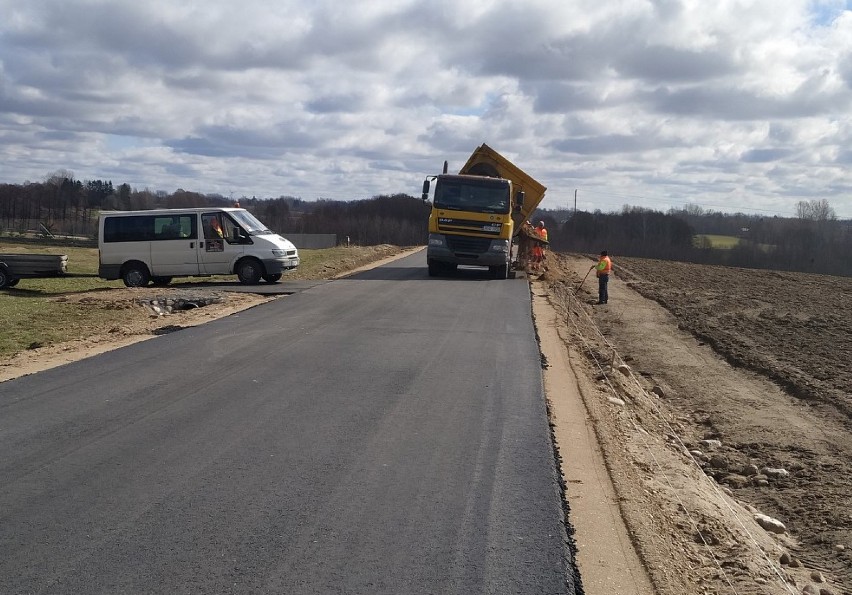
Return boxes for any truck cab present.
[423,144,546,279]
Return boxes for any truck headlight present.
[428,234,445,247]
[490,240,510,253]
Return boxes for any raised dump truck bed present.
[0,254,68,288]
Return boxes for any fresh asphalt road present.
[0,250,577,594]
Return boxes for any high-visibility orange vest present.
[596,256,612,276]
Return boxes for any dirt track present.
[541,253,851,595]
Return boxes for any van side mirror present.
[421,180,430,201]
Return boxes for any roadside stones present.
[701,439,723,450]
[720,474,749,489]
[616,364,631,376]
[689,449,707,462]
[708,454,728,469]
[741,463,760,476]
[651,385,665,397]
[810,570,825,583]
[136,294,224,316]
[762,467,790,479]
[754,513,787,534]
[607,397,626,407]
[779,552,805,568]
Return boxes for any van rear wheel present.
[151,276,173,286]
[122,263,150,287]
[236,258,263,285]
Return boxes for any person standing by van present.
[589,251,612,304]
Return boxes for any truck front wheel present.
[490,263,509,279]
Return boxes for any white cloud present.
[1,0,852,217]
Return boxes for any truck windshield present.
[230,209,272,235]
[434,179,510,214]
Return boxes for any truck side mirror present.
[421,180,430,201]
[515,190,525,211]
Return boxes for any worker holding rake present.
[590,251,612,304]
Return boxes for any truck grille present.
[446,236,491,254]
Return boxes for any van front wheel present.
[236,258,263,284]
[263,273,282,283]
[122,262,150,287]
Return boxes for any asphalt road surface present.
[0,251,578,594]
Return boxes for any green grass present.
[694,234,741,249]
[1,243,402,360]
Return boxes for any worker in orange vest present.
[532,220,548,271]
[589,250,612,304]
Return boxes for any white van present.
[98,208,300,287]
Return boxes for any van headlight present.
[271,249,287,257]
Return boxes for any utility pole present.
[574,189,577,215]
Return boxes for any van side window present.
[104,214,196,242]
[104,216,151,242]
[154,215,196,240]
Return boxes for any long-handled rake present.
[574,266,593,296]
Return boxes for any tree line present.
[2,172,850,276]
[0,173,430,246]
[543,200,852,277]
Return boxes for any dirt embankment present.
[539,253,851,595]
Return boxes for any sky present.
[2,0,852,218]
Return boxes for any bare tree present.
[796,199,836,221]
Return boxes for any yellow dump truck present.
[421,143,547,278]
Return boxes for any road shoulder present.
[533,290,656,595]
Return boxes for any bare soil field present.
[540,253,851,595]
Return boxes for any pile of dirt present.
[539,252,850,595]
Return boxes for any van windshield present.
[231,210,273,235]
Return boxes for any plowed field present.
[618,258,852,418]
